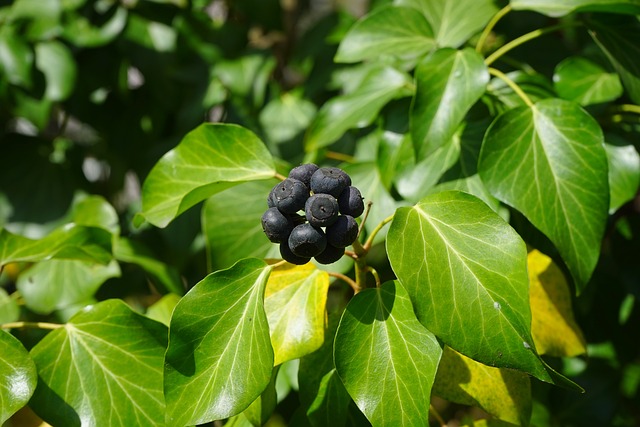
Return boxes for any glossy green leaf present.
[387,191,571,385]
[334,281,442,426]
[17,259,120,315]
[70,195,120,235]
[29,300,167,426]
[0,31,33,88]
[146,294,181,326]
[0,330,37,425]
[139,123,276,228]
[431,175,501,214]
[335,5,435,63]
[265,263,329,365]
[396,0,499,47]
[9,0,61,21]
[0,288,19,324]
[164,258,274,425]
[511,0,640,17]
[0,225,112,267]
[588,15,640,104]
[605,139,640,213]
[554,57,623,105]
[434,347,531,426]
[299,313,350,427]
[259,93,317,144]
[114,237,184,295]
[34,41,76,101]
[305,66,413,151]
[62,6,128,47]
[411,48,489,160]
[478,99,609,291]
[202,179,280,272]
[244,367,278,427]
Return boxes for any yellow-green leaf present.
[528,250,587,357]
[265,263,329,365]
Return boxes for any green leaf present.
[387,191,570,385]
[139,123,276,228]
[145,294,181,327]
[335,5,435,63]
[62,6,128,47]
[299,313,350,427]
[554,57,623,106]
[433,347,532,426]
[605,138,640,213]
[0,288,19,324]
[511,0,640,17]
[334,281,442,426]
[244,367,278,427]
[588,15,640,104]
[259,93,317,144]
[411,48,489,160]
[164,258,274,425]
[29,300,167,426]
[0,225,112,267]
[16,259,120,315]
[487,71,555,110]
[114,237,184,295]
[265,263,329,365]
[396,0,500,47]
[305,66,413,151]
[0,330,37,425]
[34,40,76,101]
[0,31,33,88]
[478,99,609,291]
[202,179,280,272]
[9,0,61,21]
[70,195,120,235]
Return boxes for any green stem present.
[489,67,534,108]
[363,214,394,251]
[476,4,512,53]
[325,151,356,163]
[328,271,359,293]
[615,104,640,115]
[274,172,287,181]
[366,267,381,287]
[485,22,581,66]
[353,257,367,293]
[1,321,64,330]
[357,201,374,238]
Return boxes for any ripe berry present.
[261,208,294,243]
[337,186,364,217]
[305,193,339,227]
[310,167,350,198]
[288,223,327,257]
[288,163,319,189]
[326,215,358,248]
[314,244,344,265]
[272,178,309,214]
[280,243,311,265]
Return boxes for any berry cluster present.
[261,164,364,265]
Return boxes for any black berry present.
[314,244,344,265]
[272,178,309,214]
[310,167,349,198]
[280,243,311,265]
[288,223,327,257]
[305,193,339,227]
[337,186,364,217]
[326,215,358,248]
[288,163,319,188]
[261,207,294,243]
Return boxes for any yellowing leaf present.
[265,264,329,365]
[433,347,531,426]
[528,250,587,357]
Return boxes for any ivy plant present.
[1,0,640,426]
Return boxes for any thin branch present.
[1,321,64,330]
[325,151,356,163]
[274,172,287,181]
[328,271,359,293]
[614,104,640,115]
[366,267,381,287]
[489,67,534,108]
[430,404,447,427]
[357,201,374,238]
[363,214,395,251]
[476,4,512,53]
[271,259,288,269]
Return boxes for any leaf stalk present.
[1,321,64,330]
[476,4,512,53]
[488,67,534,108]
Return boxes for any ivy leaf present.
[164,258,274,425]
[16,259,121,315]
[478,99,609,292]
[305,66,413,151]
[62,6,128,47]
[433,347,531,426]
[244,367,278,427]
[0,30,33,88]
[396,0,499,47]
[511,0,640,17]
[605,138,640,213]
[0,225,112,267]
[69,195,120,235]
[554,56,623,106]
[34,41,77,102]
[259,93,317,145]
[29,300,167,427]
[411,48,489,161]
[145,294,181,327]
[528,250,587,357]
[334,281,442,426]
[0,288,19,324]
[139,123,276,228]
[0,331,37,425]
[265,264,330,366]
[487,71,555,110]
[387,191,577,388]
[202,180,280,272]
[588,15,640,104]
[335,5,435,63]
